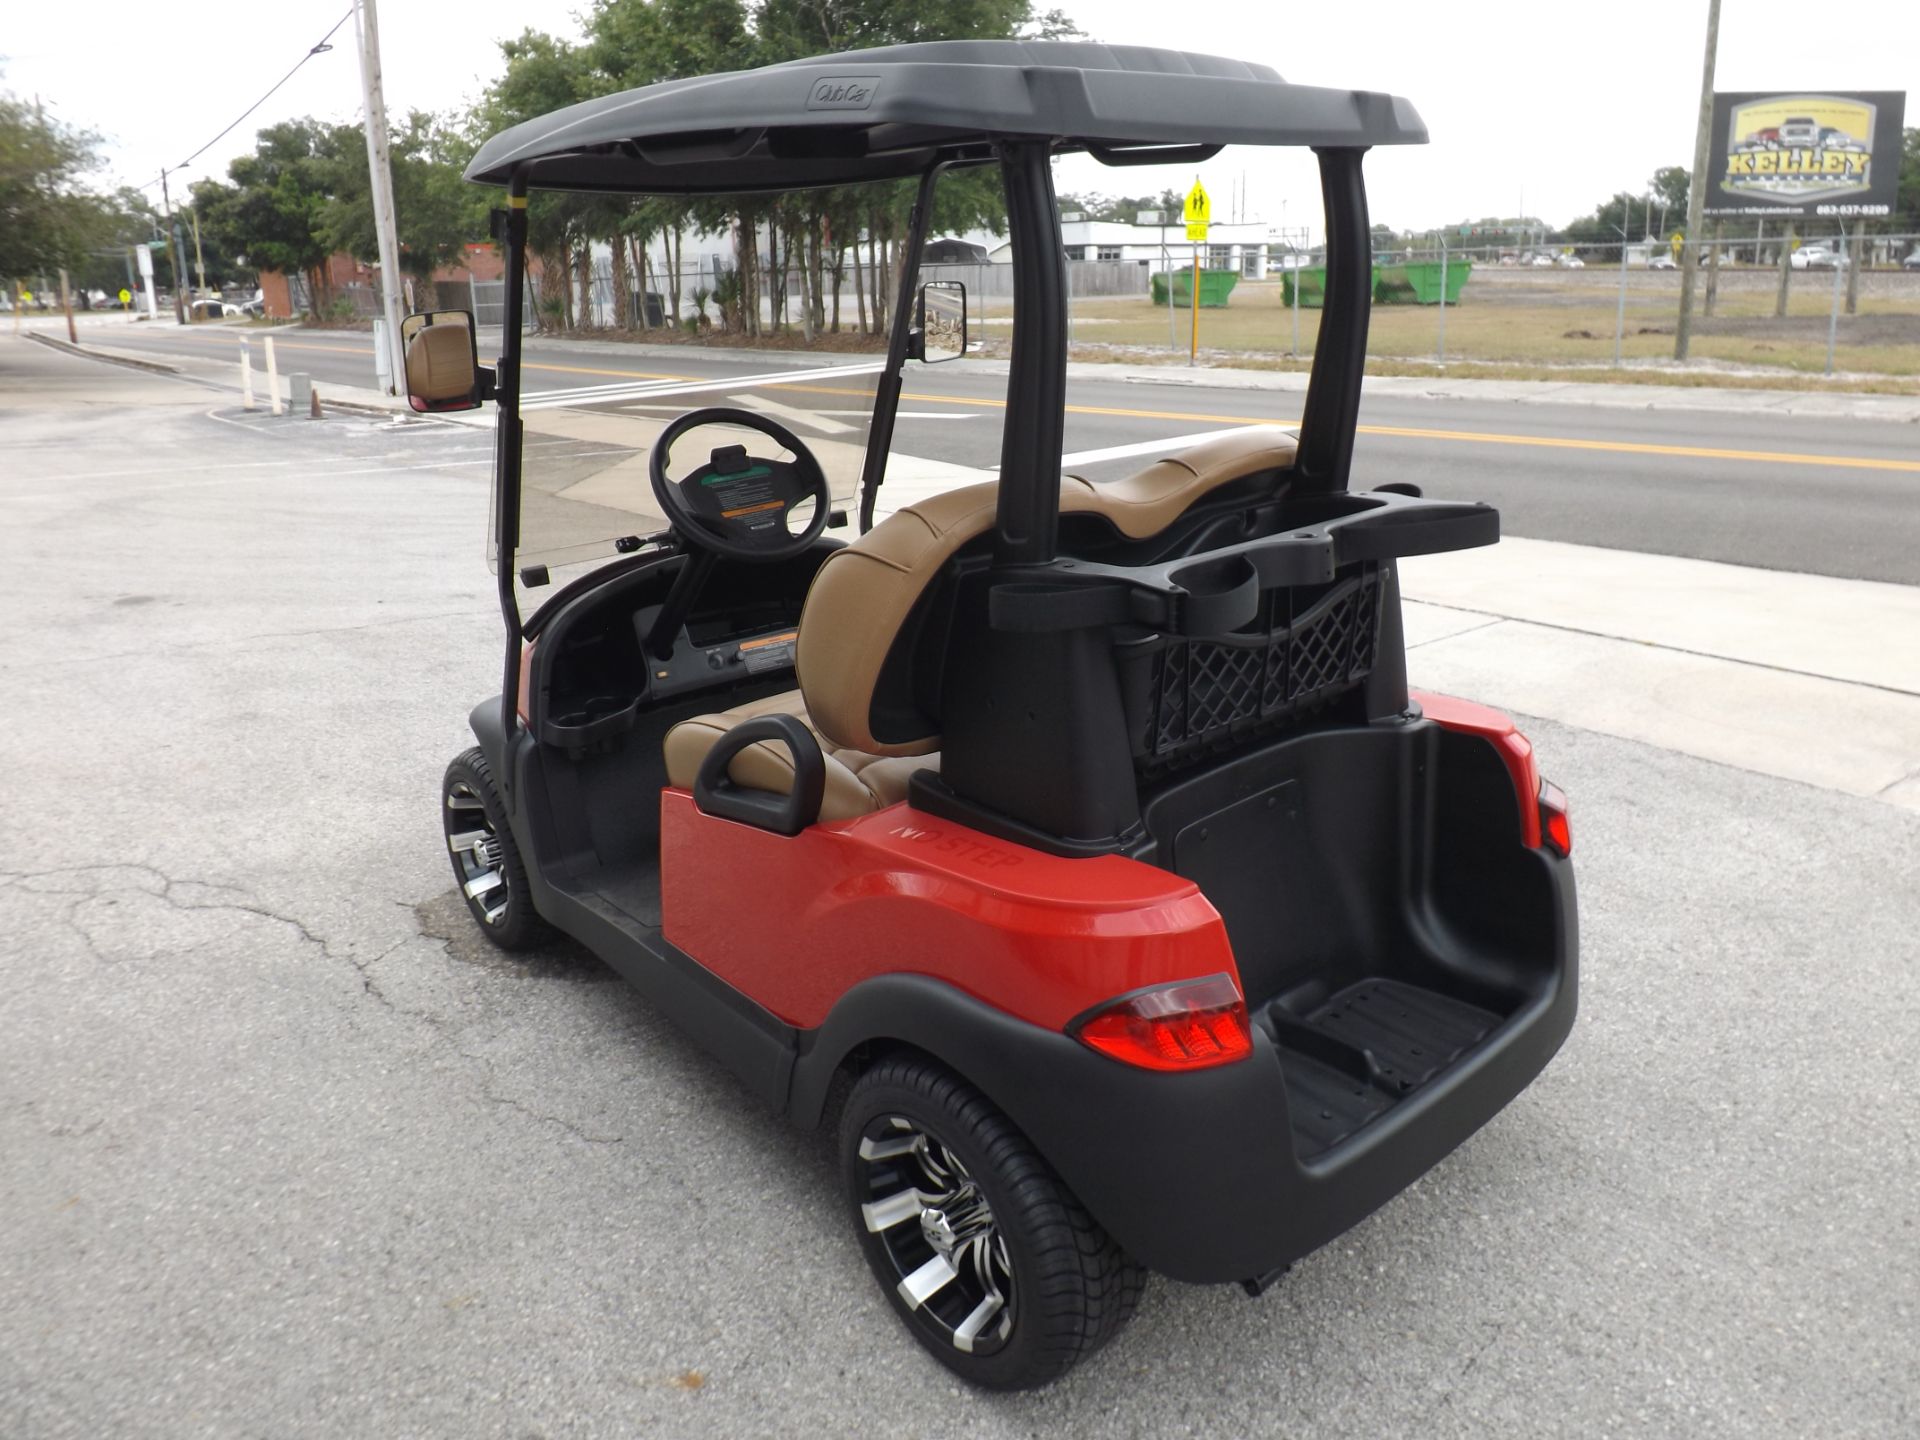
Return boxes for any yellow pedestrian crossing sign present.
[119,288,132,304]
[1184,180,1211,242]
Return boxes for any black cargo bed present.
[1261,979,1503,1158]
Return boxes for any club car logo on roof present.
[807,75,879,111]
[1721,94,1878,205]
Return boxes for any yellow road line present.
[886,387,1917,474]
[143,332,1920,474]
[1356,423,1920,474]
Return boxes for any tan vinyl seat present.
[661,690,939,823]
[662,425,1296,820]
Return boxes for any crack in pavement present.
[6,862,633,1152]
[0,862,433,1023]
[456,1046,625,1147]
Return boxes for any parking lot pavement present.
[3,337,1917,1438]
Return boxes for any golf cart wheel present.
[841,1056,1144,1390]
[442,748,549,951]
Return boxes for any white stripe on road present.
[1056,425,1294,469]
[727,392,856,435]
[520,360,887,412]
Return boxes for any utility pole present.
[158,170,190,324]
[353,0,408,395]
[1673,0,1721,360]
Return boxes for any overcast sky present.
[6,0,1915,236]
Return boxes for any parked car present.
[1526,253,1555,267]
[1649,254,1678,271]
[1902,249,1920,270]
[1790,246,1847,271]
[1554,254,1584,269]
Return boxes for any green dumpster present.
[1374,260,1472,305]
[1284,261,1471,307]
[1149,268,1240,308]
[1279,266,1328,307]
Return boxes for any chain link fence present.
[1053,232,1920,380]
[320,229,1916,383]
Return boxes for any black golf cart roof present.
[465,39,1427,194]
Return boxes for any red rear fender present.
[660,790,1238,1031]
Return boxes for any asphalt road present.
[4,335,1918,1438]
[80,320,1920,585]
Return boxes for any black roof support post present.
[1296,147,1372,493]
[495,173,530,754]
[857,165,943,534]
[992,140,1068,566]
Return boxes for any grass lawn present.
[987,271,1920,389]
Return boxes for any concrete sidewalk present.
[20,328,415,419]
[1400,538,1920,812]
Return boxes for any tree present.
[474,31,610,328]
[324,111,486,291]
[0,83,119,283]
[190,120,346,317]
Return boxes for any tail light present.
[1539,778,1572,857]
[1073,975,1253,1072]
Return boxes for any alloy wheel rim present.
[856,1115,1014,1356]
[445,781,509,925]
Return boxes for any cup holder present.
[1167,554,1260,635]
[542,693,639,749]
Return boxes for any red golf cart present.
[415,40,1577,1390]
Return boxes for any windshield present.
[493,184,934,600]
[495,360,884,581]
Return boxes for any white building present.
[983,215,1278,278]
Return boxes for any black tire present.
[441,747,551,951]
[840,1056,1144,1390]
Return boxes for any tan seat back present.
[796,425,1297,755]
[404,323,475,404]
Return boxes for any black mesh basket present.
[1133,566,1383,769]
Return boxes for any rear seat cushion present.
[662,690,938,823]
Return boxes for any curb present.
[23,331,183,376]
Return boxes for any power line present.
[172,7,353,174]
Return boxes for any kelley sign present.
[1704,91,1906,218]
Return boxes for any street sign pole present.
[1183,178,1210,367]
[1190,242,1199,365]
[136,242,157,320]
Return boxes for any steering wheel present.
[648,407,832,563]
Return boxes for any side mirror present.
[400,309,488,413]
[911,279,967,363]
